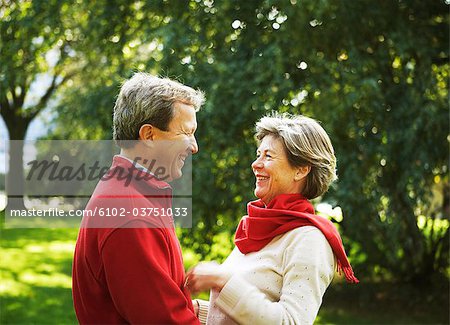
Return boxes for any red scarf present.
[234,194,359,284]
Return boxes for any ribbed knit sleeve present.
[196,299,209,325]
[213,227,335,325]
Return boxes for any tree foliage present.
[2,0,449,283]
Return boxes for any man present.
[72,73,204,324]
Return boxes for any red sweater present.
[72,156,199,324]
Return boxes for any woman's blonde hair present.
[255,113,337,199]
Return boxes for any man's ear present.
[138,124,155,141]
[295,165,311,181]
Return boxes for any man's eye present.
[266,154,272,158]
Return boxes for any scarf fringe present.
[337,262,359,284]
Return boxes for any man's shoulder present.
[99,223,176,254]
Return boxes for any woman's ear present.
[295,165,311,181]
[138,124,155,141]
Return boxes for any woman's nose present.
[251,157,263,170]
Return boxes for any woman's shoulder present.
[283,225,327,241]
[281,226,335,269]
[266,226,326,249]
[279,226,333,255]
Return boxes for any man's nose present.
[190,136,198,154]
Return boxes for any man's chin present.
[169,170,183,182]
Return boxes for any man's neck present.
[119,148,153,173]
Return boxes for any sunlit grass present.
[1,209,447,324]
[0,220,79,324]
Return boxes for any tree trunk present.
[5,115,29,211]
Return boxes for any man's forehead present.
[173,100,195,111]
[170,102,197,129]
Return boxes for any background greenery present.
[1,0,449,323]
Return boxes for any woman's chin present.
[254,189,266,201]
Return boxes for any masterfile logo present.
[4,140,193,228]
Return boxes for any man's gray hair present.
[113,72,205,147]
[255,113,337,199]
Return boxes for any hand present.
[192,299,199,317]
[185,262,231,294]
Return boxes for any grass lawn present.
[1,214,448,324]
[0,227,79,324]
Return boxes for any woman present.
[186,113,358,325]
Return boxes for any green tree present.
[154,0,450,282]
[295,1,450,283]
[0,0,167,207]
[16,0,449,283]
[1,1,72,208]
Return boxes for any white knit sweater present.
[197,226,335,325]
